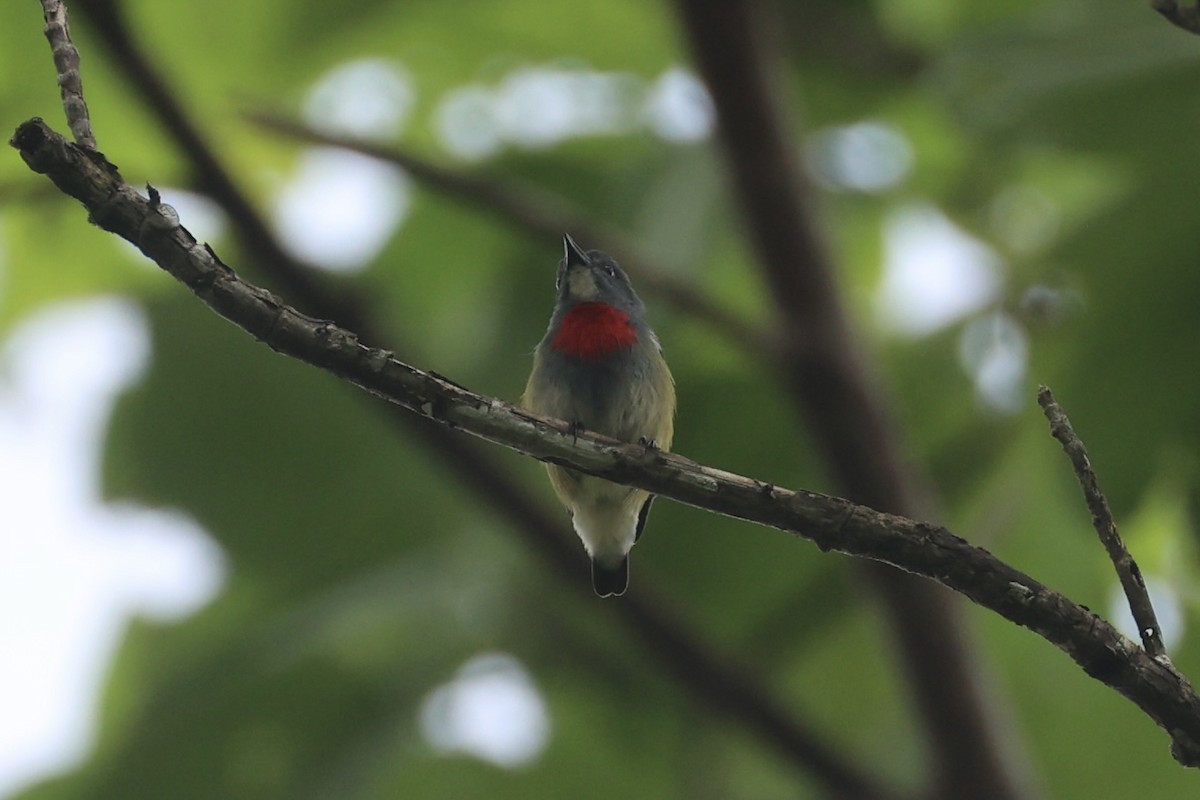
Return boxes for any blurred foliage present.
[5,0,1200,797]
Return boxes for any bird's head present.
[555,233,643,315]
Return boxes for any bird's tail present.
[591,557,629,598]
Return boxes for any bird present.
[522,234,676,597]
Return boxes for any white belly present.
[568,477,644,566]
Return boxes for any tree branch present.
[14,115,1200,770]
[673,2,1031,797]
[1038,386,1169,660]
[40,0,95,149]
[1152,0,1200,34]
[70,0,356,320]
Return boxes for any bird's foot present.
[638,436,660,450]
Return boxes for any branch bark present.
[1039,386,1169,660]
[13,116,1200,770]
[40,0,95,149]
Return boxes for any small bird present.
[523,234,676,597]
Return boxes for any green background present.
[4,0,1200,797]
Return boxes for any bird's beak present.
[563,233,589,268]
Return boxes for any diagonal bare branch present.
[13,115,1200,770]
[1039,386,1169,660]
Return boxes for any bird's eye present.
[602,264,616,277]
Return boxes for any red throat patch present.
[551,302,638,360]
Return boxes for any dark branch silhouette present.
[673,2,1031,797]
[1152,0,1200,34]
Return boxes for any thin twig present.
[13,116,1200,769]
[1038,386,1170,661]
[244,110,769,356]
[1152,0,1200,35]
[39,0,95,149]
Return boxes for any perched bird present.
[523,234,676,597]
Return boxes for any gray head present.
[555,234,644,316]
